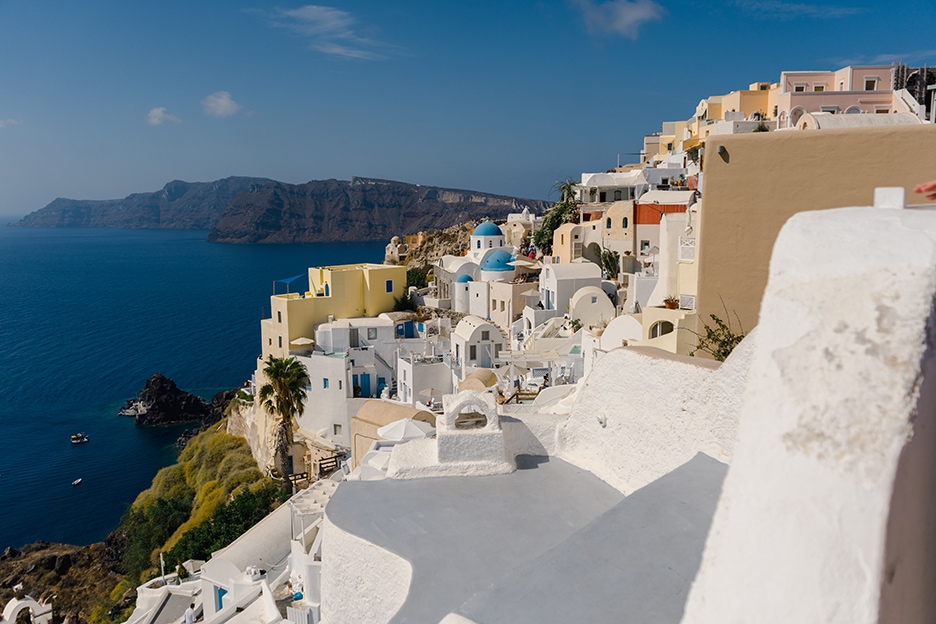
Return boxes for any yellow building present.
[260,263,406,359]
[686,82,779,145]
[719,82,777,122]
[643,121,689,164]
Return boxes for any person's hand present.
[914,180,936,201]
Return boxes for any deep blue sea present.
[0,226,384,549]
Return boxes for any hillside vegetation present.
[116,421,276,583]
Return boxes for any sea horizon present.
[0,226,385,548]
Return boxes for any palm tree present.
[257,356,309,480]
[534,179,580,252]
[554,178,578,203]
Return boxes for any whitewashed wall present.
[557,335,756,495]
[681,205,936,624]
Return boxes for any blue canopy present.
[273,273,307,294]
[276,274,305,284]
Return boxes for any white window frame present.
[864,77,878,91]
[793,83,807,93]
[812,83,825,92]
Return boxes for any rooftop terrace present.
[324,453,725,623]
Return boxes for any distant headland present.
[11,176,552,243]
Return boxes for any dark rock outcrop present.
[173,389,237,451]
[118,374,211,426]
[208,177,550,243]
[13,177,271,229]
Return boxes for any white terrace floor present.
[324,452,726,624]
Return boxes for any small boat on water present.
[71,432,89,444]
[72,478,82,486]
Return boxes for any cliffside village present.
[7,63,936,624]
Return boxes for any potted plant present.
[663,295,680,310]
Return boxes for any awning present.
[276,274,305,284]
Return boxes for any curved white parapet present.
[1,597,52,624]
[319,515,412,624]
[682,206,936,623]
[556,333,755,495]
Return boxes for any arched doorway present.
[583,242,602,265]
[790,107,807,127]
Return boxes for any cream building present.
[627,210,699,355]
[695,123,936,342]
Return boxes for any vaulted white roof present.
[580,170,647,188]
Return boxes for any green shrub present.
[690,313,745,362]
[119,496,192,580]
[406,267,428,289]
[166,481,280,563]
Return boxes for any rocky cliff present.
[402,222,476,271]
[13,177,271,229]
[0,541,126,624]
[207,177,550,243]
[14,176,551,243]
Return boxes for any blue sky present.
[1,0,934,218]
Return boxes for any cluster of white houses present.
[90,63,936,624]
[235,62,936,483]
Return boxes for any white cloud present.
[832,49,936,67]
[201,91,242,117]
[870,49,936,64]
[145,107,182,126]
[263,5,388,60]
[734,1,863,19]
[573,0,665,39]
[0,118,21,129]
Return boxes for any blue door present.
[216,587,228,611]
[360,374,371,397]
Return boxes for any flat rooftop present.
[325,453,726,623]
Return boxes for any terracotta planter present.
[664,301,679,309]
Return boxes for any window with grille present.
[678,237,696,262]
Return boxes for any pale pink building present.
[776,66,919,128]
